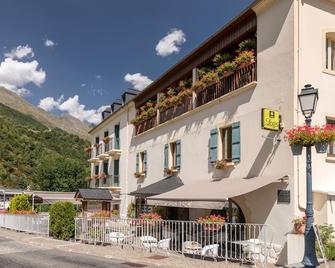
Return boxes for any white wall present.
[298,0,335,225]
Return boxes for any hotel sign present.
[261,108,280,131]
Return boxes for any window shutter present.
[164,144,169,169]
[175,140,181,169]
[231,122,241,163]
[136,153,139,172]
[143,151,147,173]
[209,129,218,163]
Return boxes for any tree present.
[33,154,87,192]
[49,201,76,240]
[8,194,31,212]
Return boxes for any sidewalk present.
[0,228,332,268]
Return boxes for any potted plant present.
[212,52,232,66]
[214,159,235,169]
[292,216,306,234]
[217,61,236,77]
[197,215,225,231]
[285,125,316,155]
[103,136,110,144]
[139,212,162,226]
[234,50,256,67]
[84,147,92,153]
[238,38,256,52]
[134,171,145,178]
[200,70,220,86]
[314,124,335,153]
[98,172,106,179]
[191,80,206,92]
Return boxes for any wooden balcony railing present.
[135,114,157,135]
[159,96,193,125]
[196,62,256,107]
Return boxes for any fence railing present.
[0,213,49,235]
[75,217,279,265]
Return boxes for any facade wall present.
[126,0,296,245]
[298,0,335,225]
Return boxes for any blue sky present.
[0,0,253,124]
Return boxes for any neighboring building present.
[86,0,335,263]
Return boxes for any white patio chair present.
[242,239,263,267]
[140,236,158,251]
[157,238,171,255]
[201,244,219,261]
[109,232,125,245]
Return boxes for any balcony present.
[159,96,192,124]
[105,137,121,159]
[135,114,157,136]
[196,62,256,107]
[87,147,99,163]
[97,144,109,160]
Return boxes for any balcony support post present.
[192,67,198,109]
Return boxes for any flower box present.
[164,167,178,175]
[197,215,225,232]
[214,160,235,169]
[134,171,145,178]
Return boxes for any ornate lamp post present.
[298,84,319,268]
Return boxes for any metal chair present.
[201,244,219,261]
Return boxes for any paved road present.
[0,236,141,268]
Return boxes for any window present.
[103,161,108,175]
[327,118,335,156]
[220,126,232,161]
[114,159,120,186]
[95,136,99,144]
[95,165,99,175]
[209,122,240,163]
[164,140,181,170]
[104,131,109,137]
[136,151,147,174]
[114,124,120,149]
[325,34,335,71]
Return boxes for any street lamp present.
[299,84,319,268]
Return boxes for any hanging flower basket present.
[315,142,329,154]
[103,136,110,144]
[290,143,303,156]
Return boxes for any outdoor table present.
[183,241,202,255]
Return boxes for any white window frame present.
[139,151,146,173]
[323,31,335,75]
[169,142,177,169]
[218,125,233,162]
[326,116,335,159]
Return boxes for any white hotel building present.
[84,0,335,263]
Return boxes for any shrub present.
[8,194,32,212]
[238,39,256,52]
[213,53,232,66]
[316,224,335,260]
[49,201,76,240]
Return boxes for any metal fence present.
[0,213,49,235]
[75,217,279,266]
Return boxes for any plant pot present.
[203,224,223,232]
[294,223,305,234]
[290,144,303,156]
[315,142,328,154]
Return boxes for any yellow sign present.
[262,108,280,131]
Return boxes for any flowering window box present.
[134,171,146,178]
[214,160,235,170]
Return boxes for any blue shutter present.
[136,153,139,172]
[209,129,218,163]
[231,122,241,163]
[164,144,169,169]
[175,140,181,169]
[143,150,147,173]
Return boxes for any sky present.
[0,0,254,125]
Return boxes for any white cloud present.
[95,74,102,80]
[81,83,86,87]
[155,29,186,57]
[124,73,152,90]
[44,39,56,47]
[4,45,34,59]
[0,57,46,96]
[38,95,108,125]
[38,95,64,111]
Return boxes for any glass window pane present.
[326,38,329,69]
[331,40,335,70]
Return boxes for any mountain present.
[0,103,90,190]
[0,87,90,140]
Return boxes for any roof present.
[74,188,113,201]
[129,175,183,197]
[132,0,262,107]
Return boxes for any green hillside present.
[0,103,90,191]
